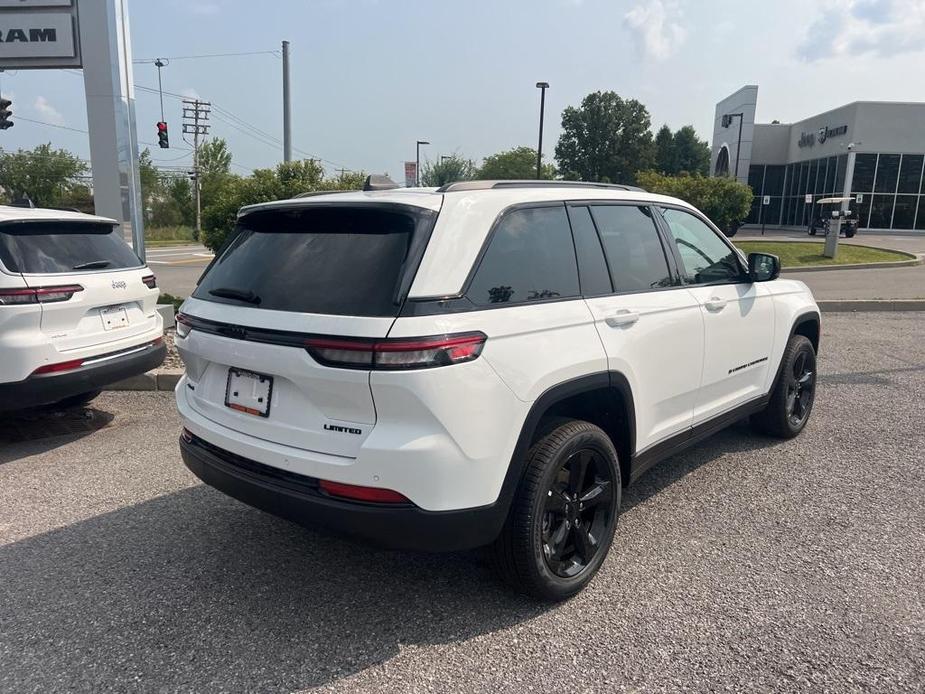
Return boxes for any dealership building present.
[711,85,925,231]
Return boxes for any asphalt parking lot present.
[1,313,923,693]
[145,244,212,297]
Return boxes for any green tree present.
[636,170,752,232]
[672,125,711,176]
[138,148,162,216]
[0,143,87,206]
[478,146,555,180]
[198,138,232,178]
[166,177,194,227]
[554,91,655,184]
[654,125,676,175]
[420,155,477,186]
[200,160,367,251]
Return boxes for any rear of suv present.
[0,206,165,411]
[175,181,820,601]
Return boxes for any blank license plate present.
[101,305,129,330]
[225,368,273,417]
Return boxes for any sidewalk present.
[737,227,925,300]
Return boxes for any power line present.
[133,50,280,63]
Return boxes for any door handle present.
[605,309,640,327]
[704,296,728,312]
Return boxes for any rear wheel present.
[490,419,621,601]
[751,335,816,438]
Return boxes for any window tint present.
[467,206,578,306]
[0,222,142,274]
[193,206,433,316]
[660,208,743,285]
[589,205,672,292]
[566,206,612,296]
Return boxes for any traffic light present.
[0,98,13,130]
[157,121,169,148]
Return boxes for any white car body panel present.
[175,186,819,518]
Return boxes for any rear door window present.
[466,206,579,306]
[589,205,673,292]
[193,205,434,317]
[0,221,142,274]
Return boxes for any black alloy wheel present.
[786,349,815,428]
[541,449,615,578]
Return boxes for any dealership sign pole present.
[0,0,146,260]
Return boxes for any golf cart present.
[810,197,858,238]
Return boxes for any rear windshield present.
[0,221,142,274]
[193,205,435,316]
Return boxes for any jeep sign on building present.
[711,85,925,231]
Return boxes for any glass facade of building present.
[746,152,925,230]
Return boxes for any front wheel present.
[490,419,621,601]
[751,335,816,438]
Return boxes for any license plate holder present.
[100,305,129,330]
[225,368,273,417]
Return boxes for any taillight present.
[176,312,192,338]
[304,332,487,370]
[142,274,157,289]
[318,479,409,504]
[0,284,84,305]
[32,358,84,375]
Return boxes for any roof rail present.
[435,180,646,193]
[292,190,347,199]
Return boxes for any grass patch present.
[145,226,196,245]
[733,241,914,268]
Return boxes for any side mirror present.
[748,252,780,282]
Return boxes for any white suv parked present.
[175,180,819,600]
[0,206,165,411]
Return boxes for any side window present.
[467,206,579,306]
[589,204,673,293]
[660,208,744,285]
[566,206,612,296]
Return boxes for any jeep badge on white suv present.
[0,206,165,411]
[175,179,819,601]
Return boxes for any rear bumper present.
[180,432,508,552]
[0,339,166,411]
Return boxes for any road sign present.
[805,194,813,203]
[856,193,864,203]
[404,162,417,188]
[763,195,771,205]
[0,0,81,69]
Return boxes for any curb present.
[107,369,183,391]
[817,299,925,312]
[783,256,922,273]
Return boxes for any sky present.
[1,0,924,179]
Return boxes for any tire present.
[751,335,816,439]
[489,419,621,601]
[52,389,102,409]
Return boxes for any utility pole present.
[182,99,210,239]
[535,82,549,179]
[282,40,292,162]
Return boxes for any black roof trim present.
[435,180,646,193]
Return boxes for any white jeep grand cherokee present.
[175,180,819,600]
[0,206,165,411]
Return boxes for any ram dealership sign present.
[798,124,848,148]
[0,0,80,69]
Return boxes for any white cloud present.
[797,0,925,61]
[623,0,687,62]
[180,87,201,100]
[33,96,64,125]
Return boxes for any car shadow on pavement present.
[0,406,115,464]
[622,420,779,513]
[0,484,547,693]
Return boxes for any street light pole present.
[416,140,429,186]
[535,82,549,179]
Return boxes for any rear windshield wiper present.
[208,287,261,304]
[72,260,111,270]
